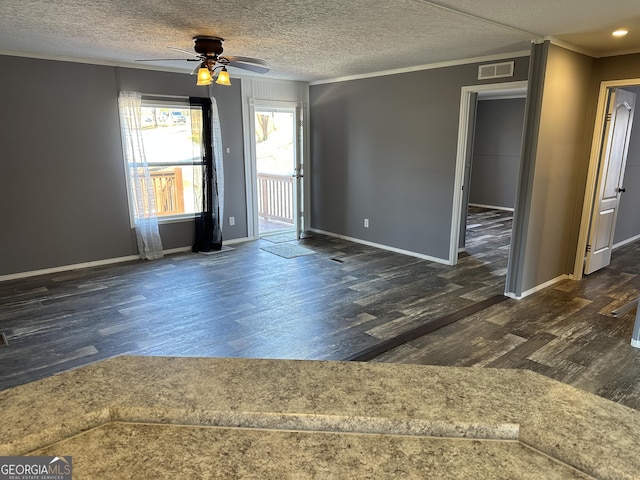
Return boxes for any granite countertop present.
[1,356,639,479]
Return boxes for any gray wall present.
[613,85,640,245]
[0,55,246,276]
[469,98,525,210]
[309,56,530,260]
[591,53,640,84]
[519,44,594,293]
[513,50,640,294]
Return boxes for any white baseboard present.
[0,255,142,282]
[469,203,514,212]
[309,228,450,265]
[163,246,192,255]
[0,237,252,282]
[505,274,571,300]
[223,236,252,245]
[613,234,640,250]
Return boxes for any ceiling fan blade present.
[168,46,200,57]
[221,56,270,74]
[224,55,269,66]
[135,58,200,62]
[228,61,270,74]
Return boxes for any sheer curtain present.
[118,91,164,260]
[191,97,224,252]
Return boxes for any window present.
[135,97,205,220]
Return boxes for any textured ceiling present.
[0,0,639,82]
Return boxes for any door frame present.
[245,99,305,239]
[573,78,640,280]
[450,81,528,277]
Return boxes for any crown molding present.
[309,50,531,86]
[0,49,304,82]
[544,37,595,57]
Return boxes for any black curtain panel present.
[191,97,223,252]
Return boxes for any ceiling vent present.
[478,61,514,80]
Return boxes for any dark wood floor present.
[2,207,640,411]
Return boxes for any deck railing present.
[257,173,294,224]
[135,168,185,217]
[138,170,293,222]
[151,168,184,216]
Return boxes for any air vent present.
[478,61,515,80]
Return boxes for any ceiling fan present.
[136,35,270,86]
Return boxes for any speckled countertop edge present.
[1,356,639,480]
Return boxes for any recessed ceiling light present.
[612,29,629,37]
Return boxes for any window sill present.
[157,215,198,225]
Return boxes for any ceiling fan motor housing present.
[193,36,224,57]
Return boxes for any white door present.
[254,107,300,236]
[584,88,636,274]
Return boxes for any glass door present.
[254,107,300,237]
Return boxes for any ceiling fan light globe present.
[215,68,231,86]
[196,67,213,86]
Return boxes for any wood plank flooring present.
[2,207,640,412]
[375,210,640,410]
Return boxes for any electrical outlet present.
[229,216,235,226]
[364,218,369,228]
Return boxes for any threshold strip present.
[344,294,508,362]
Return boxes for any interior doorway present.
[575,79,640,279]
[253,106,301,237]
[451,80,527,295]
[460,95,526,255]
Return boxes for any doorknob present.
[617,187,626,193]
